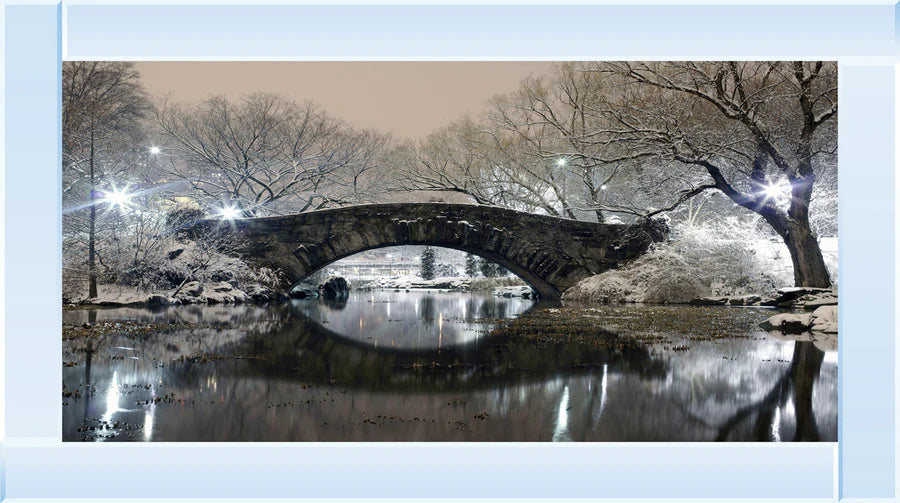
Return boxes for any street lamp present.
[149,146,161,155]
[219,205,241,220]
[101,186,133,209]
[760,179,792,205]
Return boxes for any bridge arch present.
[197,203,666,299]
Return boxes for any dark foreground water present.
[62,291,837,441]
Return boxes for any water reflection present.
[552,385,572,442]
[714,341,826,441]
[289,290,532,350]
[62,295,837,441]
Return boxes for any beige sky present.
[134,62,555,139]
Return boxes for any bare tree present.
[156,93,392,216]
[485,63,657,222]
[398,117,582,216]
[581,61,837,287]
[399,64,660,222]
[396,119,504,206]
[63,62,150,297]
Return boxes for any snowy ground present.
[750,237,838,284]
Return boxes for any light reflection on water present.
[62,292,837,442]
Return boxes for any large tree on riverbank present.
[397,61,837,287]
[589,61,837,287]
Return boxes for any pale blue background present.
[2,1,896,501]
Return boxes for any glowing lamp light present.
[760,179,792,203]
[556,158,567,167]
[101,187,133,209]
[149,146,161,155]
[219,206,242,220]
[600,184,608,190]
[763,184,781,199]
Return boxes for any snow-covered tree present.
[590,61,837,287]
[420,246,436,280]
[156,93,393,216]
[63,62,151,297]
[478,258,503,278]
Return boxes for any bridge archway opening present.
[293,244,538,295]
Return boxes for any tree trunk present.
[780,219,831,288]
[87,124,98,298]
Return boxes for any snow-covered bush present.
[75,202,283,296]
[159,240,283,294]
[670,217,792,295]
[563,248,708,304]
[564,216,794,304]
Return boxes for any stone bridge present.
[196,203,667,299]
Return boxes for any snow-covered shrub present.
[562,271,638,304]
[160,240,284,293]
[671,217,791,295]
[564,216,793,303]
[564,248,708,304]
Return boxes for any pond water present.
[62,290,837,441]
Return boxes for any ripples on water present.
[62,291,837,442]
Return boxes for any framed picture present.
[1,1,895,500]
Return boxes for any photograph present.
[60,60,838,442]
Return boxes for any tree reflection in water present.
[62,296,836,441]
[715,341,825,441]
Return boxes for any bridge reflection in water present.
[62,294,836,442]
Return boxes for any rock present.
[810,305,838,334]
[492,285,534,299]
[199,282,249,304]
[212,282,234,293]
[166,248,185,260]
[802,295,838,311]
[172,281,208,303]
[689,296,729,306]
[776,286,832,296]
[290,288,318,299]
[688,295,762,306]
[244,284,279,303]
[759,296,780,307]
[173,292,203,304]
[759,313,812,334]
[728,295,762,306]
[773,287,833,307]
[319,277,350,300]
[182,281,203,297]
[145,294,169,307]
[210,271,234,282]
[204,287,248,305]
